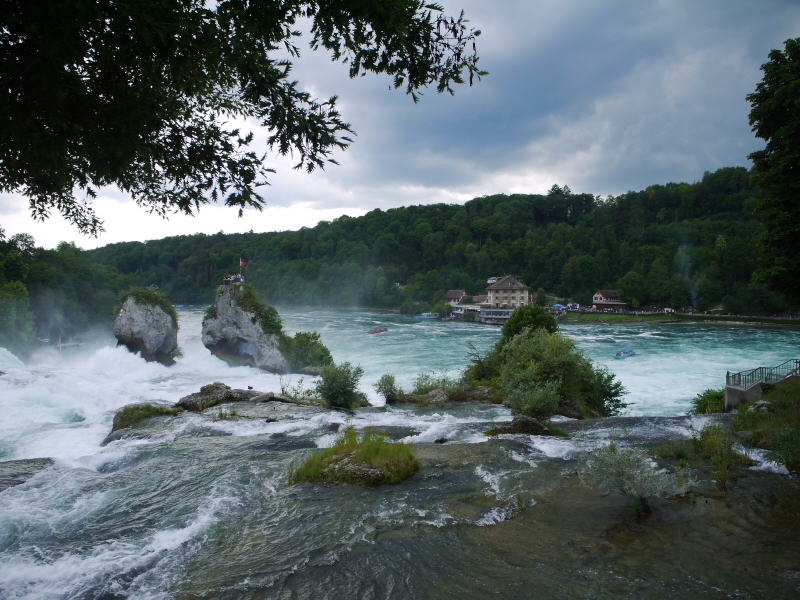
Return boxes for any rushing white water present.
[0,309,798,599]
[0,309,797,462]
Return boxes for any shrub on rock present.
[315,362,368,408]
[579,442,696,516]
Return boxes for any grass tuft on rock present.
[290,426,419,486]
[116,286,178,326]
[111,403,183,432]
[656,423,754,488]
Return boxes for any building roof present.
[446,289,466,300]
[472,295,488,304]
[594,289,621,298]
[487,275,529,291]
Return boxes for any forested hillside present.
[0,233,127,354]
[89,167,789,314]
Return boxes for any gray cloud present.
[275,0,800,201]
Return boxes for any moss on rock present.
[233,284,282,335]
[290,427,418,486]
[116,286,177,327]
[111,403,182,432]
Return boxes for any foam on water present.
[0,309,797,598]
[0,490,238,600]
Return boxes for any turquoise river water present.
[0,309,797,599]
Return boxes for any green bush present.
[411,372,471,402]
[315,362,367,408]
[499,328,626,419]
[579,442,696,516]
[505,380,560,419]
[691,388,725,414]
[233,284,282,334]
[111,403,183,432]
[500,304,558,343]
[290,426,419,486]
[374,373,404,404]
[279,331,333,370]
[116,286,177,326]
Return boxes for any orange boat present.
[368,327,388,334]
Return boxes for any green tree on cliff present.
[0,1,483,235]
[748,38,800,301]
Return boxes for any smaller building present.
[487,275,530,309]
[592,289,627,311]
[446,289,466,305]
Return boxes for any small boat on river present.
[415,312,438,319]
[614,348,636,359]
[368,327,388,334]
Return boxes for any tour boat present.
[614,348,636,359]
[368,327,388,334]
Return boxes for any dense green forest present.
[1,166,794,357]
[0,232,126,355]
[89,166,791,315]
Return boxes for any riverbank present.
[560,310,800,327]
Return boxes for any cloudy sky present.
[3,0,799,249]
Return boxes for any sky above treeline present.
[3,0,800,249]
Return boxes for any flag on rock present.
[240,257,246,268]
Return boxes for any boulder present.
[747,400,771,414]
[176,382,261,412]
[315,451,390,486]
[426,388,449,405]
[201,284,289,373]
[114,295,178,365]
[486,415,553,436]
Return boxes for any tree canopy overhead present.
[747,37,800,300]
[0,1,483,235]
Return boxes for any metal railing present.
[726,359,800,389]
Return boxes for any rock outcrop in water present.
[113,288,178,365]
[202,284,290,373]
[176,381,262,411]
[485,415,554,436]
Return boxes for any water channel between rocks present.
[0,309,798,599]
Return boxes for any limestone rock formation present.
[201,284,290,373]
[113,292,178,365]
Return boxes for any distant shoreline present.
[560,310,800,328]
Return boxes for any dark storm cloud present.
[272,0,800,207]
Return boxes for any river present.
[0,309,798,599]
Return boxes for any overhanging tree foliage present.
[0,1,483,235]
[747,37,800,301]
